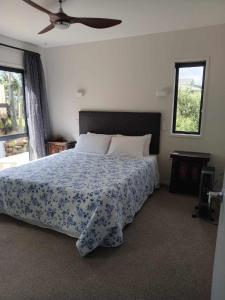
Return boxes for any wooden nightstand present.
[169,151,211,196]
[47,140,76,155]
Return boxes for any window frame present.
[172,60,207,136]
[0,65,29,142]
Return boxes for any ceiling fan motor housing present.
[54,20,70,30]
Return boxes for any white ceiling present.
[1,0,225,48]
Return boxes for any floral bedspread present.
[0,150,159,256]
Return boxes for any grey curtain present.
[24,52,51,160]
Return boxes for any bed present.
[0,111,161,256]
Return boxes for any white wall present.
[211,193,225,300]
[211,173,225,300]
[44,24,225,184]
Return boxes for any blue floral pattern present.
[0,150,159,256]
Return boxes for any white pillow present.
[143,134,152,156]
[75,134,111,155]
[107,136,146,158]
[88,132,151,156]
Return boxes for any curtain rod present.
[0,43,39,55]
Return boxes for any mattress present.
[0,150,159,256]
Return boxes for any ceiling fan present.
[22,0,122,34]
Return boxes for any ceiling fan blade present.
[38,24,55,34]
[70,17,122,29]
[22,0,54,16]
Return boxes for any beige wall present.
[44,24,225,185]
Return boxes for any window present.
[0,66,29,169]
[172,61,206,135]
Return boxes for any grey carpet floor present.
[0,187,217,300]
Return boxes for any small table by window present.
[47,140,76,155]
[169,151,211,196]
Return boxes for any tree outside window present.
[172,61,206,135]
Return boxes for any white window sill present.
[170,133,202,139]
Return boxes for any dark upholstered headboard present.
[79,111,161,154]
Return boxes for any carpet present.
[0,187,217,300]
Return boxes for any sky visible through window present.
[179,66,204,87]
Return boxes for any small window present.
[172,61,206,135]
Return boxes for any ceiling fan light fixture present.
[54,20,70,30]
[22,0,122,35]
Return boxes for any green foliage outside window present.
[175,86,202,133]
[0,70,26,136]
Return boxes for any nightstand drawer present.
[47,141,76,155]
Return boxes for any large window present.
[0,66,29,168]
[172,61,206,135]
